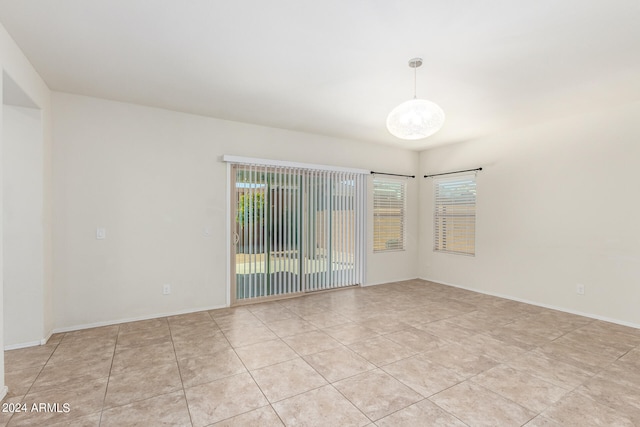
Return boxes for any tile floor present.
[2,279,640,426]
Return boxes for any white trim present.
[40,330,53,345]
[51,304,227,335]
[421,277,640,330]
[363,276,418,287]
[4,340,44,351]
[222,155,370,175]
[0,386,8,402]
[226,163,231,308]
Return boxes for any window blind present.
[232,163,366,302]
[434,175,476,256]
[373,178,406,252]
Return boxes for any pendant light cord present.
[413,65,417,99]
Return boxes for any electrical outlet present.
[96,227,106,239]
[576,283,585,295]
[163,284,171,295]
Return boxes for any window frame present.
[433,174,477,256]
[372,177,407,253]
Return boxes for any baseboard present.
[4,339,45,351]
[0,386,8,402]
[52,304,228,334]
[420,277,640,330]
[363,277,420,287]
[40,330,53,346]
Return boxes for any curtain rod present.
[370,171,415,179]
[423,167,483,178]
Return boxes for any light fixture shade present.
[386,98,445,140]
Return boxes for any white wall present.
[52,92,419,330]
[0,22,52,398]
[2,105,43,347]
[419,101,640,327]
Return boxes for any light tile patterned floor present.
[3,279,640,426]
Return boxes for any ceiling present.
[1,1,639,151]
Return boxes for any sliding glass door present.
[230,163,365,304]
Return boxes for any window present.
[373,178,406,252]
[434,175,476,255]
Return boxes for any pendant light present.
[386,58,445,140]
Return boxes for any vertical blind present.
[434,174,476,255]
[373,178,406,252]
[232,163,366,302]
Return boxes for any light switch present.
[96,227,106,240]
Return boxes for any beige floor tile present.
[30,358,112,393]
[223,324,278,347]
[252,306,300,323]
[266,318,318,338]
[282,330,341,356]
[118,317,168,333]
[234,338,298,370]
[382,353,466,397]
[44,411,101,427]
[100,391,191,427]
[375,399,467,427]
[385,328,448,353]
[537,341,618,374]
[523,416,565,426]
[9,378,107,427]
[62,325,119,342]
[355,316,410,334]
[173,332,232,360]
[485,326,552,350]
[4,346,55,371]
[45,333,65,346]
[169,321,221,340]
[179,348,246,388]
[601,360,640,391]
[422,343,498,378]
[185,372,268,427]
[414,319,478,342]
[116,326,172,350]
[212,312,261,331]
[272,384,370,427]
[499,317,566,341]
[47,340,114,366]
[458,333,527,362]
[506,349,593,388]
[542,392,635,427]
[334,369,422,421]
[209,306,253,318]
[168,311,214,326]
[348,336,416,366]
[210,405,284,426]
[430,381,536,427]
[523,415,563,427]
[5,281,640,427]
[304,346,375,382]
[323,323,378,345]
[251,357,327,402]
[620,347,640,368]
[577,319,640,337]
[4,366,41,397]
[575,374,640,422]
[104,361,182,408]
[301,311,351,328]
[552,331,633,359]
[533,311,593,332]
[0,394,23,426]
[471,364,570,412]
[111,341,176,374]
